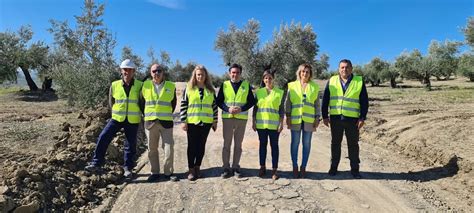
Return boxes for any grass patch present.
[0,86,24,95]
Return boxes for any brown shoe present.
[195,166,201,178]
[271,169,279,180]
[300,166,306,178]
[187,168,196,181]
[258,166,266,177]
[292,167,299,178]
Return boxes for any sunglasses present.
[152,69,163,74]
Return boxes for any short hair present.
[296,63,313,81]
[339,59,353,68]
[228,63,242,72]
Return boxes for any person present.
[322,59,368,179]
[85,59,143,178]
[216,63,256,178]
[179,65,218,181]
[285,63,320,178]
[252,69,285,180]
[139,64,178,182]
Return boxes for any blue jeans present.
[91,119,139,169]
[290,126,313,168]
[257,129,280,169]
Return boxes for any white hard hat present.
[120,59,136,69]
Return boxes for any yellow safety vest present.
[328,75,362,118]
[255,87,283,130]
[142,80,176,121]
[221,80,250,120]
[111,79,143,124]
[288,80,319,124]
[186,87,215,124]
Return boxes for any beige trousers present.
[145,122,174,175]
[222,118,248,169]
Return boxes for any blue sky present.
[1,0,472,75]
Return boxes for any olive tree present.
[48,0,118,107]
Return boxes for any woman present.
[286,63,320,178]
[180,65,218,181]
[252,69,285,180]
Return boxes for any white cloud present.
[147,0,185,10]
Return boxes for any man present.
[85,59,143,178]
[322,59,369,179]
[216,63,255,178]
[139,64,178,182]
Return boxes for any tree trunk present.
[390,77,397,88]
[424,76,431,91]
[20,66,38,91]
[42,77,54,92]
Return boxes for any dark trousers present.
[257,128,280,169]
[92,119,139,169]
[330,118,360,171]
[187,123,212,168]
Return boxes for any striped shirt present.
[180,87,218,125]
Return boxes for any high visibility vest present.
[186,87,215,124]
[328,75,363,118]
[288,80,319,124]
[142,80,176,121]
[111,79,143,124]
[255,87,283,130]
[221,80,250,120]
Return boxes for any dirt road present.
[111,119,460,212]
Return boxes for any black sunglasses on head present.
[152,69,163,74]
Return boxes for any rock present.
[62,122,71,131]
[0,186,10,195]
[245,187,259,194]
[106,144,120,160]
[281,191,300,199]
[34,182,45,191]
[361,203,370,209]
[224,204,238,210]
[55,184,68,199]
[13,200,40,213]
[264,184,282,191]
[14,169,28,179]
[321,183,339,192]
[236,177,249,181]
[0,195,15,212]
[261,191,279,200]
[77,112,85,119]
[275,178,291,186]
[81,123,103,142]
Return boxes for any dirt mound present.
[0,108,147,212]
[361,81,474,208]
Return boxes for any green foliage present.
[428,40,461,80]
[121,46,146,80]
[0,25,49,90]
[215,19,265,86]
[380,64,400,88]
[364,57,390,86]
[170,61,196,82]
[457,53,474,81]
[463,16,474,49]
[215,19,319,88]
[48,0,118,107]
[314,53,329,78]
[264,21,319,87]
[352,65,365,77]
[210,73,227,88]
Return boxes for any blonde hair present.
[296,63,313,81]
[187,65,215,93]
